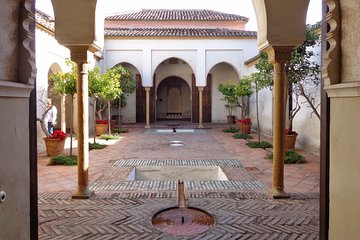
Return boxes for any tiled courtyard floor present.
[38,123,320,239]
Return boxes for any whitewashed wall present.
[103,37,258,123]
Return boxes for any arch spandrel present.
[252,0,310,50]
[51,0,104,51]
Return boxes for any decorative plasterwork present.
[0,80,34,98]
[19,0,36,85]
[323,0,342,89]
[324,82,360,98]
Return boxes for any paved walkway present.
[38,123,320,239]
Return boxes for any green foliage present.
[49,60,77,96]
[222,127,239,133]
[246,141,272,149]
[267,150,306,164]
[88,66,105,98]
[113,128,129,134]
[232,133,252,139]
[236,76,254,97]
[50,155,77,166]
[99,134,120,140]
[218,82,239,116]
[218,77,253,117]
[89,142,107,150]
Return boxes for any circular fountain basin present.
[152,207,214,236]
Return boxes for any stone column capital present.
[144,87,151,92]
[67,46,93,64]
[198,87,204,91]
[265,46,294,64]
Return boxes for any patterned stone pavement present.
[38,123,320,239]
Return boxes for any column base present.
[72,189,94,199]
[197,124,204,129]
[144,124,151,129]
[268,188,290,199]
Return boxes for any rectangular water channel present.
[127,166,228,181]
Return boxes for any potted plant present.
[218,83,239,125]
[237,118,252,134]
[285,128,298,150]
[43,130,67,156]
[95,119,109,136]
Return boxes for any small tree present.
[113,65,135,129]
[89,66,106,143]
[254,26,321,133]
[249,72,272,143]
[101,67,123,135]
[236,76,253,120]
[218,82,239,127]
[218,78,253,128]
[49,60,77,155]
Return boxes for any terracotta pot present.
[43,138,65,156]
[227,115,236,124]
[285,132,298,150]
[95,123,108,136]
[238,123,251,134]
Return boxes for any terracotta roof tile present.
[105,27,257,38]
[106,9,248,22]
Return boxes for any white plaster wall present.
[210,63,241,123]
[103,37,258,123]
[104,38,258,87]
[35,28,70,152]
[329,98,360,240]
[249,88,274,136]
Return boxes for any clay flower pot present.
[285,132,298,150]
[43,138,65,156]
[95,124,108,136]
[237,118,252,134]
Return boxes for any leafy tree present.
[89,66,106,143]
[254,26,321,133]
[218,78,253,128]
[101,66,123,134]
[49,60,77,155]
[112,65,135,129]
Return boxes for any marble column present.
[267,46,292,199]
[145,87,151,129]
[69,47,93,199]
[198,87,204,128]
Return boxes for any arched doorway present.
[156,76,191,121]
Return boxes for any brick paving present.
[38,123,320,239]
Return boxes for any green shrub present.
[113,128,129,134]
[246,141,272,149]
[222,127,239,133]
[89,142,107,150]
[232,133,252,139]
[267,150,306,164]
[99,134,120,140]
[50,155,77,166]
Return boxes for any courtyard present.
[38,122,319,239]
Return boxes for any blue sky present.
[37,0,321,31]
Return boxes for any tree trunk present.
[93,98,97,144]
[118,98,122,129]
[256,84,261,143]
[107,100,111,135]
[69,95,74,156]
[38,106,52,138]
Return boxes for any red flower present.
[96,120,109,124]
[238,118,251,124]
[50,130,67,140]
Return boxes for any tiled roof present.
[105,28,257,38]
[106,9,248,22]
[35,9,55,32]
